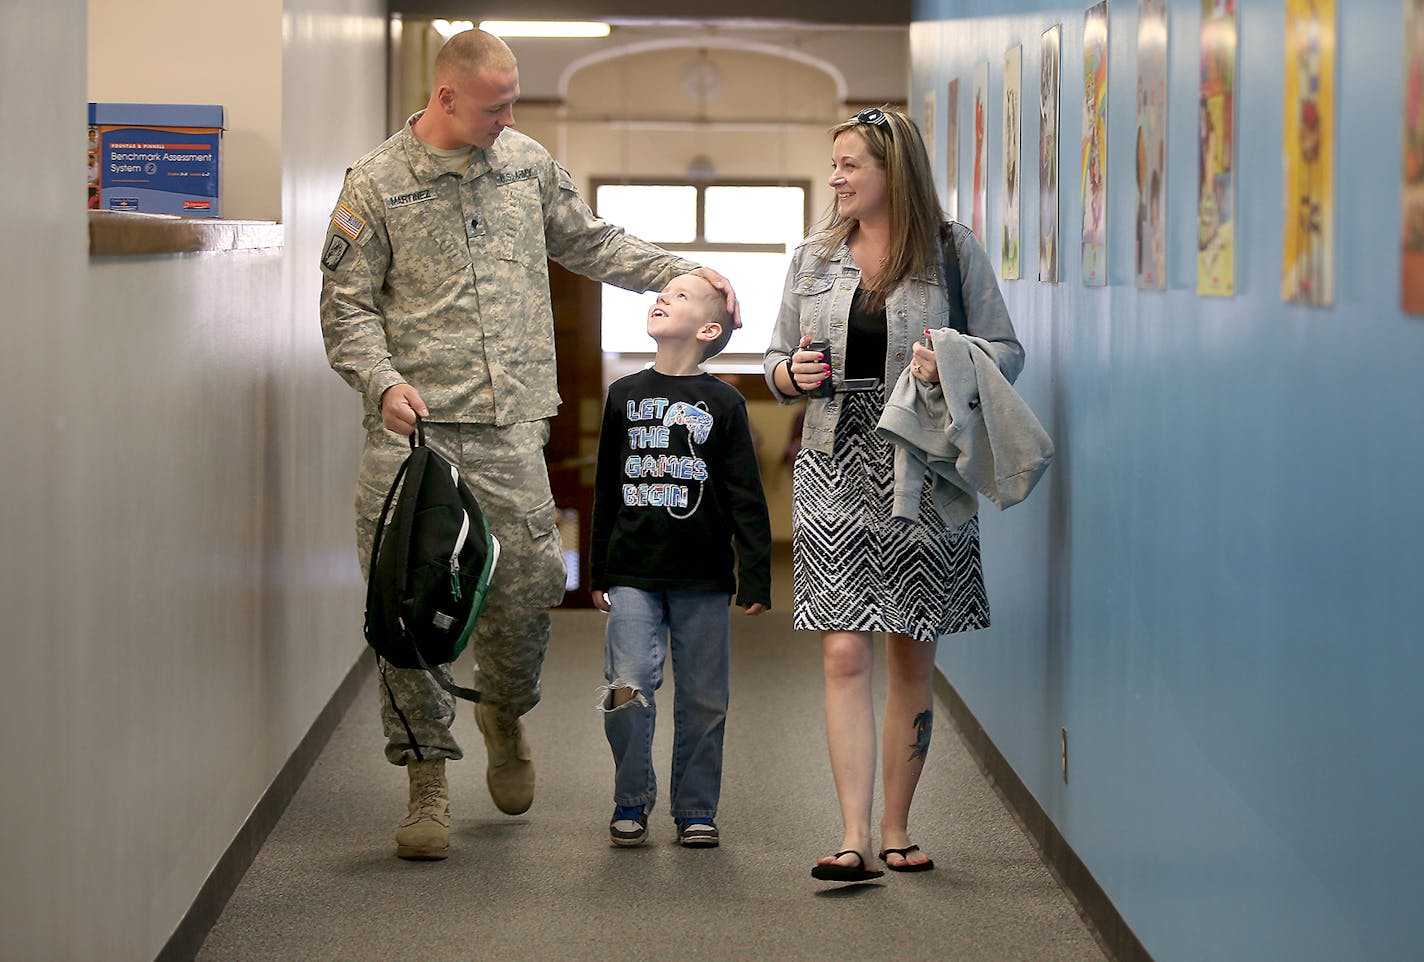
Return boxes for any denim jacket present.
[763,222,1024,456]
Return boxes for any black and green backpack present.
[365,418,498,703]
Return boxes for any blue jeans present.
[599,587,731,820]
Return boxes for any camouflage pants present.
[356,420,567,765]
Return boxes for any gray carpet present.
[196,610,1108,962]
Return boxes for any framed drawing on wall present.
[1283,0,1335,305]
[1406,0,1424,313]
[946,78,961,223]
[1040,25,1062,283]
[1136,0,1169,289]
[1082,1,1110,286]
[923,89,936,172]
[1197,0,1238,296]
[1003,44,1022,279]
[973,61,990,244]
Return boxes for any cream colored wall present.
[556,48,842,221]
[88,0,284,221]
[2,0,385,958]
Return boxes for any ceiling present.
[388,0,912,27]
[391,7,911,105]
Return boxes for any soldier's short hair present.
[435,28,517,84]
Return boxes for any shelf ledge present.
[89,210,284,256]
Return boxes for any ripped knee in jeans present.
[595,680,649,712]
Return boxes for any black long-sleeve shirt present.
[591,369,772,609]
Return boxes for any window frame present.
[591,177,813,371]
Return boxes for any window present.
[596,181,809,368]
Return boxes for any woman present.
[764,106,1023,882]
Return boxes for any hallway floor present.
[197,609,1108,961]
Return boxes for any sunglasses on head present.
[854,107,890,127]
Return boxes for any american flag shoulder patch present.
[333,204,366,240]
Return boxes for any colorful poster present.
[1283,0,1335,305]
[1082,1,1110,286]
[1198,0,1237,296]
[1136,0,1169,288]
[946,79,961,222]
[1003,45,1023,279]
[973,62,989,243]
[1040,25,1062,283]
[1406,0,1424,313]
[923,89,937,171]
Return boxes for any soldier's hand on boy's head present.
[380,383,430,436]
[689,266,742,329]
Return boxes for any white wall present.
[0,2,90,958]
[0,0,385,958]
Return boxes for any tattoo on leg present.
[909,709,933,761]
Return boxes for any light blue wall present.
[914,1,1424,959]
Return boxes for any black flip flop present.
[877,845,935,872]
[811,849,885,882]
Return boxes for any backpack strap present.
[364,455,410,642]
[412,646,481,702]
[939,222,969,335]
[363,415,428,638]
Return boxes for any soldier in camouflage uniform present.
[319,28,739,860]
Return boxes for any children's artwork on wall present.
[973,62,989,244]
[1282,1,1335,306]
[1040,25,1062,283]
[1197,0,1237,296]
[947,78,961,223]
[1082,1,1110,287]
[1136,0,1169,289]
[1405,0,1424,313]
[923,89,937,172]
[1003,44,1023,280]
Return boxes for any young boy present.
[590,272,773,849]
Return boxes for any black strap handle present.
[939,222,969,335]
[364,455,411,642]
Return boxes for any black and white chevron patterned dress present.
[792,392,989,643]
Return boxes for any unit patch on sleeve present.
[332,204,366,240]
[322,234,351,271]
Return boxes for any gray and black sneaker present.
[677,820,719,848]
[610,807,648,847]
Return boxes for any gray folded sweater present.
[876,327,1054,527]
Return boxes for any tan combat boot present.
[395,758,450,860]
[474,703,534,815]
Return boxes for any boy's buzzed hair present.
[435,28,516,83]
[698,283,735,361]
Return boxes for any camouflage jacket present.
[320,116,698,426]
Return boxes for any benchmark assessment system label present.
[97,126,221,214]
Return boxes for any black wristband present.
[784,356,809,395]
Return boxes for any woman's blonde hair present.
[818,106,944,309]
